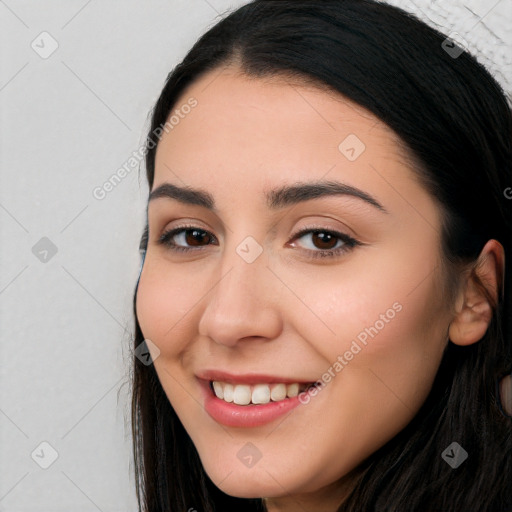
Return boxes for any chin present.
[202,461,296,499]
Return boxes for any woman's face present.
[136,67,454,505]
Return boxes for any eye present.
[288,227,361,259]
[158,225,217,252]
[157,224,361,259]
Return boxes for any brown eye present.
[184,229,212,246]
[158,226,217,251]
[289,227,360,260]
[293,229,345,251]
[310,231,339,250]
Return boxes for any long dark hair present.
[130,1,512,510]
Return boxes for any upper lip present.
[196,369,315,385]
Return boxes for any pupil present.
[313,231,337,249]
[186,229,209,246]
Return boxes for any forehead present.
[151,67,429,216]
[156,68,397,156]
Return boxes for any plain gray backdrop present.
[1,1,511,510]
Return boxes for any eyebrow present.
[148,180,388,213]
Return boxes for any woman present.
[131,1,512,510]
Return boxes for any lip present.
[198,379,304,428]
[196,369,314,385]
[197,371,314,428]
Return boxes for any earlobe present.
[448,239,504,347]
[448,281,493,346]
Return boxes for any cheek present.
[135,260,205,353]
[280,243,446,354]
[280,241,449,418]
[135,262,207,427]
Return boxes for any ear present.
[448,239,505,347]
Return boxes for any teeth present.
[233,384,251,405]
[286,383,299,397]
[211,381,308,405]
[212,381,224,400]
[223,383,234,403]
[270,383,287,401]
[252,384,271,404]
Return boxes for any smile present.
[197,372,318,428]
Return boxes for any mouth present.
[197,370,319,427]
[209,380,315,405]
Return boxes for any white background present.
[1,1,511,510]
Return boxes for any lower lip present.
[199,379,304,428]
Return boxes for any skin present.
[135,66,502,512]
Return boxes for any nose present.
[197,244,283,347]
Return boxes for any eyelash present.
[157,224,361,260]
